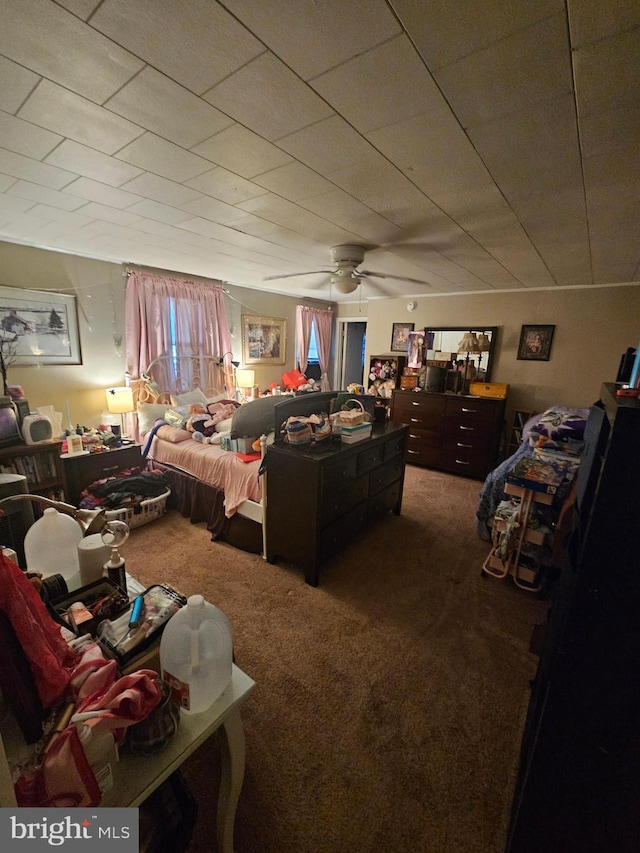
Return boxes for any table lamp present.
[457,332,481,392]
[106,386,135,438]
[235,369,255,402]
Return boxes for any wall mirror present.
[423,327,498,384]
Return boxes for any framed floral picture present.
[391,322,414,352]
[517,324,555,361]
[242,315,286,365]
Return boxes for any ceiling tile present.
[18,80,143,155]
[191,125,292,178]
[178,196,249,225]
[28,204,95,227]
[6,180,88,211]
[278,115,379,174]
[572,27,640,117]
[237,192,363,245]
[0,0,143,103]
[221,0,400,80]
[0,174,17,192]
[311,34,443,134]
[90,0,264,95]
[184,167,267,204]
[122,199,194,225]
[0,111,62,159]
[72,201,144,226]
[55,0,102,19]
[435,14,573,128]
[0,193,37,215]
[567,0,640,49]
[105,66,234,149]
[0,148,76,189]
[45,140,142,186]
[390,0,563,71]
[115,133,211,182]
[119,173,203,207]
[203,52,334,141]
[296,189,402,245]
[252,162,336,202]
[0,56,39,114]
[62,177,143,208]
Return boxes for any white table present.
[1,664,255,853]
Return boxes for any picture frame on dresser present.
[0,286,81,365]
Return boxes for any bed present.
[475,405,591,540]
[133,356,338,554]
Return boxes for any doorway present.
[334,319,367,390]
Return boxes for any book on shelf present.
[507,456,568,495]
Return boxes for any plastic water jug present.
[24,507,82,584]
[159,594,233,714]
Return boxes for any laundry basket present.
[104,489,171,530]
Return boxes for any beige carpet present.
[126,464,547,853]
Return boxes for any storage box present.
[469,381,509,399]
[341,422,373,444]
[220,435,257,453]
[105,489,170,530]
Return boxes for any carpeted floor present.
[126,464,548,853]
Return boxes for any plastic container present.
[24,507,82,583]
[77,533,111,586]
[159,594,232,714]
[76,723,118,794]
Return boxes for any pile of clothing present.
[78,466,169,513]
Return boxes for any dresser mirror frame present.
[423,327,498,383]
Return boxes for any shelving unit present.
[0,441,65,503]
[505,409,536,457]
[482,482,554,591]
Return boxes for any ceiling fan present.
[263,245,431,294]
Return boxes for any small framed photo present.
[242,315,286,365]
[517,324,555,361]
[391,322,414,353]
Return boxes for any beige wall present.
[0,241,328,428]
[344,285,640,421]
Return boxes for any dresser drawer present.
[320,474,369,527]
[443,417,494,443]
[439,435,490,478]
[320,502,368,562]
[383,433,406,460]
[445,397,498,427]
[356,443,384,474]
[323,455,358,491]
[392,394,445,430]
[369,457,404,495]
[368,479,402,518]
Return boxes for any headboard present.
[134,354,229,405]
[272,392,337,442]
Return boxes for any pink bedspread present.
[147,427,262,517]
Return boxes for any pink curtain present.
[313,307,333,391]
[295,306,314,375]
[125,270,233,389]
[296,305,333,391]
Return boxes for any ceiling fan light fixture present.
[331,274,360,294]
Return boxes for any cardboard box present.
[220,435,257,452]
[341,423,372,444]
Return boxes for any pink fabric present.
[148,433,261,516]
[295,305,313,375]
[295,305,333,391]
[68,643,118,701]
[125,270,232,387]
[75,669,162,740]
[0,553,78,708]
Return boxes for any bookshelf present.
[0,441,65,502]
[505,409,536,457]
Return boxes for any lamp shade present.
[457,332,480,353]
[105,386,134,414]
[235,369,255,388]
[477,333,491,352]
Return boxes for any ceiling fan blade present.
[360,269,431,286]
[263,270,333,281]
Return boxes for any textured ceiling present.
[0,0,638,303]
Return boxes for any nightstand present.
[61,444,143,507]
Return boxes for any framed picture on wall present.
[0,286,82,365]
[390,322,414,352]
[517,324,555,361]
[242,315,286,365]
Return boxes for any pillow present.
[170,388,207,407]
[230,395,282,438]
[155,425,192,443]
[215,416,234,433]
[137,402,169,434]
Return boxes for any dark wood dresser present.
[390,389,505,479]
[264,422,408,586]
[61,443,143,507]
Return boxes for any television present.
[0,397,21,447]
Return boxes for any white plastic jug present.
[24,507,82,584]
[159,594,233,714]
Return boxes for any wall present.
[0,240,330,429]
[339,285,640,422]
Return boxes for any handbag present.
[281,414,331,446]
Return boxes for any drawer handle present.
[456,442,472,448]
[103,465,119,472]
[409,433,421,439]
[461,407,477,413]
[411,401,421,406]
[459,425,474,431]
[407,449,420,455]
[455,459,471,465]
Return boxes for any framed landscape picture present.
[242,315,286,365]
[391,322,414,352]
[0,286,82,365]
[517,324,555,361]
